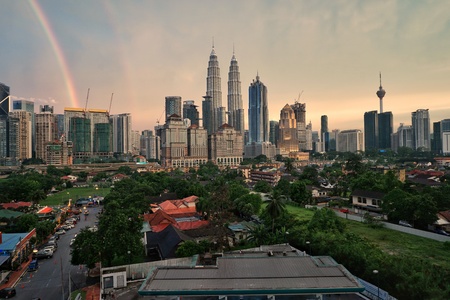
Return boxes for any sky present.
[1,0,450,133]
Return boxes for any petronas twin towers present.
[205,45,244,136]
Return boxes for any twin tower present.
[203,45,268,144]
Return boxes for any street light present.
[373,269,380,299]
[306,241,311,255]
[285,231,289,245]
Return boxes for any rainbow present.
[29,0,79,107]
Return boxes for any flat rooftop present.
[139,252,364,297]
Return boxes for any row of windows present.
[357,196,381,206]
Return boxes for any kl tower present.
[376,72,386,113]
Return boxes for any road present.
[15,206,100,300]
[335,210,450,242]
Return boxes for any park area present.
[41,187,110,206]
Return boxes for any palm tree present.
[265,191,287,232]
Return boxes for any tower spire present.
[376,72,386,113]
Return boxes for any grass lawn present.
[344,220,450,269]
[278,204,450,269]
[41,187,111,206]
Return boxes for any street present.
[14,205,101,300]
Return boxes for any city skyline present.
[1,1,450,132]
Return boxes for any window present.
[357,197,362,203]
[362,198,367,204]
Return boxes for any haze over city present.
[2,0,450,132]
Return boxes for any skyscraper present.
[337,129,364,153]
[269,120,279,147]
[13,99,35,157]
[227,51,244,135]
[165,96,182,120]
[291,102,306,150]
[183,100,199,126]
[111,113,133,154]
[376,73,386,114]
[412,109,430,150]
[206,45,223,133]
[248,74,269,143]
[9,110,33,159]
[278,104,298,155]
[364,110,378,151]
[0,82,9,117]
[392,123,413,152]
[378,112,393,150]
[202,95,213,135]
[35,107,55,162]
[321,115,329,152]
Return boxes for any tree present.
[71,228,101,268]
[253,180,272,193]
[117,166,133,175]
[247,224,270,246]
[234,193,262,218]
[265,191,287,232]
[299,165,319,185]
[176,241,202,257]
[15,214,39,232]
[289,180,311,205]
[308,208,345,234]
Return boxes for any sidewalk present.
[0,255,32,289]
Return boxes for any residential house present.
[351,189,385,212]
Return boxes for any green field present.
[42,187,111,206]
[283,204,450,269]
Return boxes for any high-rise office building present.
[160,114,187,168]
[321,115,329,152]
[140,130,160,161]
[337,129,364,153]
[202,95,213,135]
[208,124,243,167]
[35,108,55,162]
[8,110,33,160]
[364,110,378,151]
[432,119,450,154]
[227,51,244,135]
[278,104,298,155]
[291,102,306,151]
[412,109,430,150]
[111,113,133,154]
[69,117,91,158]
[269,121,279,147]
[0,82,9,117]
[206,45,223,133]
[376,73,386,114]
[378,112,393,150]
[13,99,35,157]
[0,116,7,158]
[186,124,208,166]
[392,123,413,152]
[248,74,269,143]
[165,96,182,120]
[183,100,199,126]
[55,114,65,140]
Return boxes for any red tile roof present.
[0,202,32,209]
[37,206,53,214]
[143,210,177,226]
[177,220,209,230]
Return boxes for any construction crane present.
[83,88,90,117]
[295,90,304,103]
[156,108,165,125]
[107,93,114,117]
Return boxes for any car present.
[55,229,66,235]
[33,248,53,259]
[434,229,450,236]
[28,259,39,271]
[0,287,16,298]
[399,220,413,228]
[61,225,72,231]
[42,244,57,252]
[339,208,349,213]
[70,238,76,247]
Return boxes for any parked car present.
[434,229,450,236]
[399,220,413,228]
[33,248,53,259]
[55,229,66,235]
[42,244,57,252]
[28,259,39,271]
[339,208,349,213]
[0,287,16,298]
